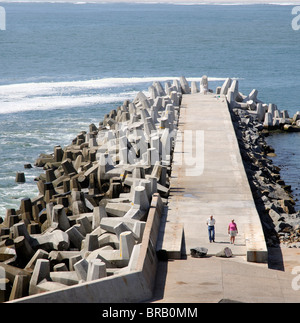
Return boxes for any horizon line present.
[1,0,300,5]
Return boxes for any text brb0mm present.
[292,6,300,31]
[0,6,5,31]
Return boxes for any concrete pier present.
[4,77,300,303]
[152,92,300,303]
[157,93,267,262]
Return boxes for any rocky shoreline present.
[225,79,300,249]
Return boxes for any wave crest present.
[0,76,227,114]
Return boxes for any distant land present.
[1,0,300,5]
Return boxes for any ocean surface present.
[0,2,300,218]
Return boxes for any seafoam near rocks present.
[0,76,191,302]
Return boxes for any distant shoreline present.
[1,0,300,5]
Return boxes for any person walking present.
[206,215,216,243]
[228,219,238,244]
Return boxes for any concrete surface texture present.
[152,255,300,303]
[164,93,267,261]
[151,92,300,303]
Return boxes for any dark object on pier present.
[190,247,208,258]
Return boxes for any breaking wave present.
[0,76,227,114]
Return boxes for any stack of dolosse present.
[0,76,191,302]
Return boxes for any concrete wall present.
[10,194,163,303]
[224,98,268,263]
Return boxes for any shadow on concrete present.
[218,299,244,303]
[214,240,232,244]
[267,247,285,271]
[149,259,169,302]
[169,187,185,194]
[149,228,188,302]
[181,229,187,259]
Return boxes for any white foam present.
[0,76,224,96]
[0,92,137,114]
[0,77,177,99]
[0,76,227,114]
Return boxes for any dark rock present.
[190,247,208,258]
[276,222,293,233]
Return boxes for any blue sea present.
[1,2,300,218]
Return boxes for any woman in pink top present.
[228,220,238,244]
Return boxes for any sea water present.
[0,2,300,218]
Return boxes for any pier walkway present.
[151,93,300,303]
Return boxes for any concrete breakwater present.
[225,77,300,133]
[0,77,184,302]
[224,78,300,248]
[0,75,297,302]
